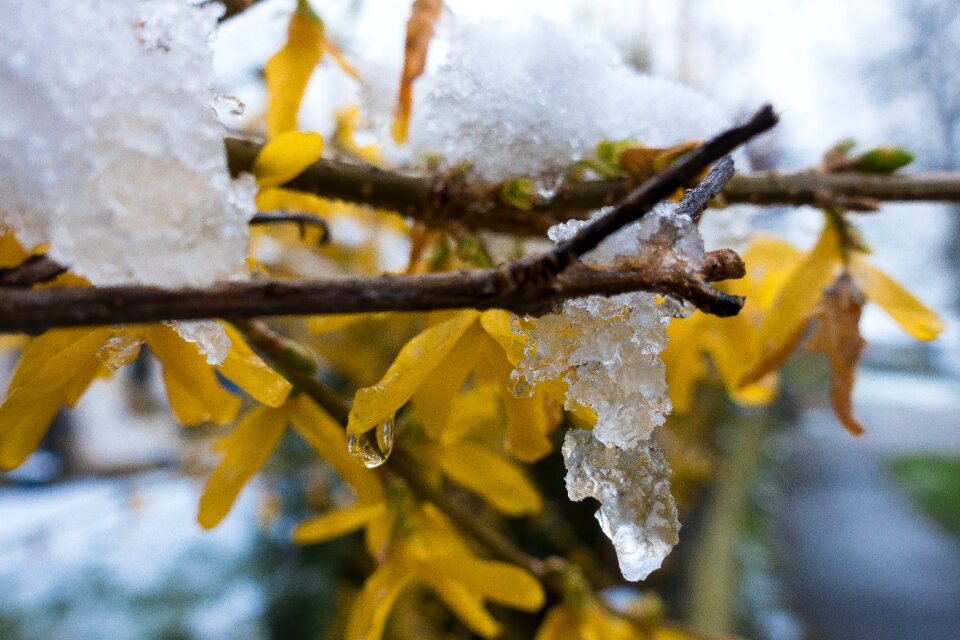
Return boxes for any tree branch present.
[0,250,744,334]
[226,145,960,236]
[1,109,774,333]
[0,255,67,288]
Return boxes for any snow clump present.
[0,0,255,289]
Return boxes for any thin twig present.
[0,255,67,288]
[250,212,329,242]
[679,156,736,223]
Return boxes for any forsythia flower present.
[345,505,545,640]
[264,0,357,138]
[0,323,290,470]
[740,216,943,433]
[347,309,573,464]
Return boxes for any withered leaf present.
[804,273,867,436]
[392,0,443,144]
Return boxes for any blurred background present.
[1,1,958,638]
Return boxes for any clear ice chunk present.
[169,320,232,366]
[563,429,679,582]
[0,0,255,287]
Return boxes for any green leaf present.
[854,146,914,173]
[889,454,960,537]
[498,177,536,211]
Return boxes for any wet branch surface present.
[0,106,775,333]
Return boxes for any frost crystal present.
[0,0,254,287]
[563,429,679,582]
[168,320,231,366]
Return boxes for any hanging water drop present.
[347,415,396,469]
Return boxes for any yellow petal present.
[293,501,386,544]
[218,324,292,408]
[253,130,324,188]
[0,328,113,469]
[147,325,240,426]
[345,556,414,640]
[663,315,709,414]
[409,322,483,441]
[450,556,545,612]
[423,574,501,638]
[439,442,542,516]
[264,6,325,137]
[197,404,290,529]
[289,394,383,503]
[758,222,842,353]
[0,232,30,268]
[255,187,335,216]
[479,309,526,365]
[849,256,944,341]
[348,311,479,434]
[742,235,804,311]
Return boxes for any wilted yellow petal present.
[147,325,240,426]
[439,441,541,516]
[348,311,479,434]
[293,501,386,544]
[346,556,415,640]
[253,130,324,188]
[805,275,868,436]
[758,222,842,353]
[265,6,324,137]
[0,328,112,470]
[198,404,290,529]
[392,0,443,144]
[218,324,292,408]
[849,256,944,341]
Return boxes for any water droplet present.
[347,416,396,469]
[97,331,142,370]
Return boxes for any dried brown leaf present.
[392,0,443,144]
[805,273,867,436]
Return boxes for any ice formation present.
[563,429,679,582]
[0,0,256,288]
[515,206,703,450]
[511,205,705,580]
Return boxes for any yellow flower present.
[264,1,358,138]
[346,505,545,640]
[0,323,291,470]
[348,310,576,463]
[740,217,943,434]
[199,392,381,530]
[663,235,796,413]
